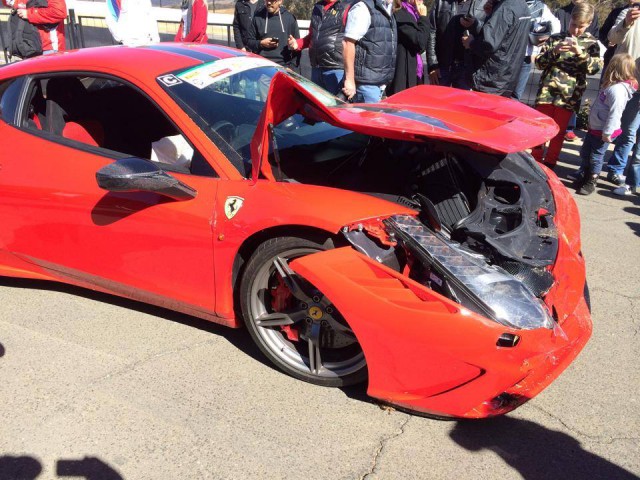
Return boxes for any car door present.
[0,73,220,320]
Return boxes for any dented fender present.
[289,247,591,418]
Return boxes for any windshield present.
[157,57,347,177]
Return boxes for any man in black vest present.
[341,0,397,103]
[287,0,350,95]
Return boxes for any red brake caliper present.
[271,276,300,342]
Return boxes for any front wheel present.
[240,236,367,387]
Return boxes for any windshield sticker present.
[177,57,276,89]
[158,74,183,87]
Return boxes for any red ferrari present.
[0,45,592,418]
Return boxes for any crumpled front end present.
[289,160,591,419]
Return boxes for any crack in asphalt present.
[88,339,217,386]
[360,415,411,480]
[531,404,600,439]
[591,287,640,301]
[531,405,639,444]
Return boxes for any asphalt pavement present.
[1,138,639,479]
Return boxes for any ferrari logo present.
[224,196,244,219]
[308,306,323,320]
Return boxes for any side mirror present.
[96,157,197,201]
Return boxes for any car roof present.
[0,44,248,82]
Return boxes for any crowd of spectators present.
[1,0,638,197]
[231,0,640,197]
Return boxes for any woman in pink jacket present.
[175,0,208,43]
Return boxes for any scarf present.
[401,2,423,79]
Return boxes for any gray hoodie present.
[588,81,637,137]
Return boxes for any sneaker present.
[577,175,598,195]
[613,185,637,196]
[565,131,577,141]
[606,172,626,186]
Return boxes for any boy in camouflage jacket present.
[531,2,602,168]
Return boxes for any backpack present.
[7,0,52,59]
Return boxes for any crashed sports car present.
[0,45,591,418]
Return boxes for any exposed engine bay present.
[270,125,559,329]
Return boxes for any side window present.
[22,75,216,177]
[0,77,26,124]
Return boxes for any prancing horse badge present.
[224,196,244,219]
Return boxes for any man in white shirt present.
[342,0,397,103]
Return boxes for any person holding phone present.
[531,2,602,169]
[245,0,299,67]
[461,0,531,97]
[426,0,487,90]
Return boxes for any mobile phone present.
[271,37,280,45]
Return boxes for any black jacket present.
[554,3,599,37]
[387,8,428,95]
[427,0,489,72]
[309,0,350,69]
[468,0,530,96]
[354,0,397,85]
[232,0,264,50]
[246,6,300,66]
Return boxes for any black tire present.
[239,236,368,387]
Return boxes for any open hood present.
[251,72,558,182]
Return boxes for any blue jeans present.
[438,61,472,90]
[579,133,609,175]
[607,91,640,177]
[625,153,640,188]
[513,59,532,101]
[311,67,344,96]
[356,84,383,103]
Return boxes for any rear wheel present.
[240,236,367,387]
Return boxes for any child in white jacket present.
[573,53,638,195]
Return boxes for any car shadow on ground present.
[0,278,373,403]
[0,277,267,367]
[0,455,123,480]
[449,416,638,480]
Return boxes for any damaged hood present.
[251,72,558,181]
